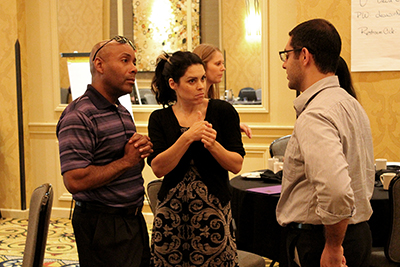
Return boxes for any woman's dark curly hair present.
[151,51,205,107]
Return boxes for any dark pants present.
[280,221,372,267]
[72,203,150,267]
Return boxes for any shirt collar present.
[293,76,340,117]
[85,85,121,110]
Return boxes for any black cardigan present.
[147,99,245,206]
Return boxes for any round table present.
[230,175,282,262]
[230,173,390,262]
[368,186,390,247]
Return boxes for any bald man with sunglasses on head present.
[57,36,152,267]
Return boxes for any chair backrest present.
[386,175,400,263]
[22,183,53,267]
[269,135,291,158]
[238,87,257,101]
[147,179,163,214]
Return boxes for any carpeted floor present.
[0,217,276,267]
[0,217,79,266]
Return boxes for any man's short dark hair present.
[289,18,341,74]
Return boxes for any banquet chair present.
[146,179,266,267]
[238,87,257,101]
[269,135,291,158]
[146,179,162,214]
[22,183,54,267]
[370,175,400,266]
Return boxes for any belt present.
[288,222,323,231]
[75,201,142,216]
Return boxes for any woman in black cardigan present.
[147,51,245,267]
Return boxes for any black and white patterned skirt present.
[150,166,238,267]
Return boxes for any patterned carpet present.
[0,218,79,266]
[0,217,275,267]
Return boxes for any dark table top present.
[230,173,390,260]
[369,187,390,247]
[230,175,282,261]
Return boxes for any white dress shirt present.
[276,76,375,226]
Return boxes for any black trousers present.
[72,203,150,267]
[280,221,372,267]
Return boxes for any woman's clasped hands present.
[185,111,216,149]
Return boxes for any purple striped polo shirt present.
[56,85,144,208]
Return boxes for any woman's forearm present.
[206,141,243,174]
[150,133,193,177]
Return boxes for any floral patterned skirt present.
[150,167,238,267]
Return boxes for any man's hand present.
[321,219,349,267]
[127,133,153,159]
[321,245,347,267]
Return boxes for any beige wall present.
[2,0,398,218]
[0,1,21,210]
[58,0,104,89]
[296,0,400,160]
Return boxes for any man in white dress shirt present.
[276,19,374,267]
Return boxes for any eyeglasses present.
[279,48,303,62]
[92,35,136,62]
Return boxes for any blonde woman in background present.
[193,44,252,138]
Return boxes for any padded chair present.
[370,175,400,266]
[269,135,291,158]
[146,179,162,214]
[60,87,72,104]
[22,183,54,267]
[238,87,257,101]
[146,179,266,267]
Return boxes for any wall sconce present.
[245,0,261,42]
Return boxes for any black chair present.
[146,179,266,267]
[60,87,70,104]
[238,87,257,101]
[22,183,53,267]
[370,175,400,266]
[269,135,291,158]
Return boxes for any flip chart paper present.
[351,0,400,72]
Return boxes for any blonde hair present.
[193,44,222,99]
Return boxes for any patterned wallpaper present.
[57,0,104,89]
[0,1,21,208]
[297,0,400,160]
[222,0,262,96]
